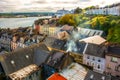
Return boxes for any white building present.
[85,3,120,16]
[55,8,71,18]
[77,27,104,37]
[83,43,107,73]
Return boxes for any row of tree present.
[58,14,120,43]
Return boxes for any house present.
[8,64,41,80]
[0,43,50,80]
[0,31,13,52]
[46,51,73,71]
[62,41,87,64]
[47,73,67,80]
[83,43,107,73]
[60,25,74,32]
[42,51,73,79]
[60,63,87,80]
[11,33,46,51]
[51,39,67,50]
[77,27,104,37]
[40,25,61,37]
[57,31,70,40]
[55,8,71,18]
[85,3,120,16]
[105,46,120,77]
[44,37,56,47]
[84,70,111,80]
[79,35,106,45]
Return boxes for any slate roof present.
[0,43,50,75]
[46,51,73,71]
[75,41,87,54]
[62,41,87,54]
[52,39,67,50]
[84,70,111,80]
[106,46,120,58]
[44,37,56,47]
[85,43,107,58]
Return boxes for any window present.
[98,59,101,62]
[92,63,94,66]
[98,65,100,69]
[93,57,95,61]
[11,60,15,64]
[87,62,89,65]
[87,56,89,59]
[111,57,118,62]
[29,75,32,79]
[115,66,119,72]
[107,64,111,69]
[26,55,29,59]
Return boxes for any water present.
[0,16,51,29]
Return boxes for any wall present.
[105,55,120,76]
[83,54,105,73]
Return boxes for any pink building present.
[105,46,120,77]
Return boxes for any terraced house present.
[0,43,50,80]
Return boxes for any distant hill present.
[0,12,55,17]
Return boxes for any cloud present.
[0,0,120,12]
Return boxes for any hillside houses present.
[85,3,120,16]
[0,25,120,80]
[0,43,50,80]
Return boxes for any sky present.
[0,0,120,12]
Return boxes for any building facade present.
[55,8,71,18]
[105,46,120,77]
[83,44,106,73]
[0,33,12,51]
[85,3,120,16]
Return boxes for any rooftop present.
[48,73,67,80]
[79,35,106,45]
[60,63,87,80]
[106,46,120,58]
[9,64,39,80]
[85,43,107,58]
[84,70,111,80]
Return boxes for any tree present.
[107,26,120,43]
[58,14,76,27]
[74,7,83,14]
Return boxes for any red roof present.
[48,73,67,80]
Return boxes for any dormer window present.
[111,57,118,63]
[26,55,29,59]
[90,74,94,80]
[11,60,15,65]
[87,56,90,59]
[32,39,35,42]
[101,76,105,80]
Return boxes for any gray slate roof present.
[0,43,50,75]
[84,70,111,80]
[107,46,120,58]
[85,43,107,58]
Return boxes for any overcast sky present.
[0,0,120,12]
